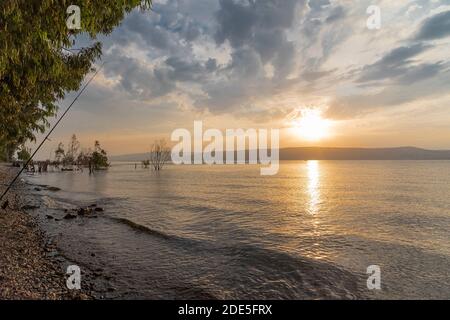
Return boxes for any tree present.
[149,139,170,171]
[64,134,80,164]
[17,146,31,162]
[0,143,15,162]
[55,143,65,163]
[142,159,150,169]
[0,1,152,161]
[77,148,92,166]
[91,141,109,170]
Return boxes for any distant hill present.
[279,147,450,160]
[110,147,450,162]
[110,153,151,162]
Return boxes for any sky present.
[35,0,450,158]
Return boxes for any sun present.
[294,108,330,141]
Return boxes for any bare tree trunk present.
[149,139,170,171]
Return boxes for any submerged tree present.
[91,141,109,171]
[77,148,92,166]
[142,159,150,169]
[54,143,65,164]
[149,139,170,171]
[0,0,152,161]
[52,135,108,171]
[64,134,81,165]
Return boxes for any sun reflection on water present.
[306,160,327,259]
[307,160,320,215]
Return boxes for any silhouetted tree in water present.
[54,143,65,165]
[91,141,109,171]
[50,135,109,172]
[142,160,150,169]
[149,139,170,171]
[64,134,81,165]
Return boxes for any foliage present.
[0,0,152,160]
[54,142,65,163]
[91,140,109,169]
[64,134,80,164]
[53,135,109,170]
[17,146,31,162]
[77,149,92,165]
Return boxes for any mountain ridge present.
[110,146,450,161]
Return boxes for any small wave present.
[110,217,174,239]
[108,217,204,249]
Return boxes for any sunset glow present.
[294,109,330,141]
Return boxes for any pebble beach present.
[0,164,88,299]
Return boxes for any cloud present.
[414,10,450,40]
[326,5,346,23]
[357,44,432,83]
[213,0,302,80]
[103,53,176,99]
[321,3,450,121]
[165,56,213,82]
[87,0,450,125]
[307,0,330,12]
[327,62,450,119]
[396,62,442,85]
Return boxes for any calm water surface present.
[25,161,450,299]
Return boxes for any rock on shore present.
[0,164,89,300]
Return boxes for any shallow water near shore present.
[22,160,450,299]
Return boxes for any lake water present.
[24,161,450,299]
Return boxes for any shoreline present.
[0,163,90,300]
